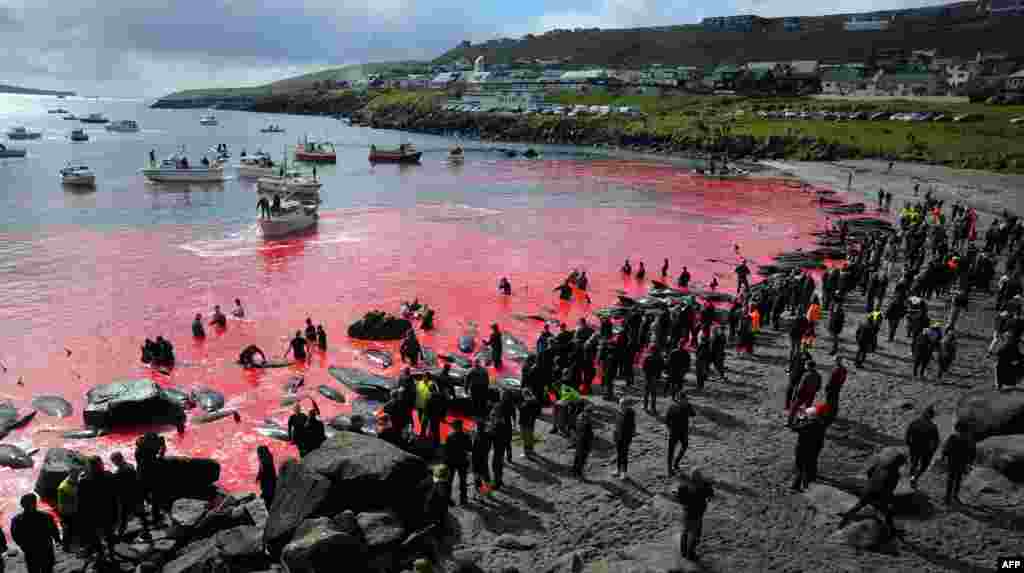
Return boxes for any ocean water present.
[0,93,834,517]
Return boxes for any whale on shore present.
[63,427,109,439]
[0,444,34,469]
[317,385,347,404]
[32,395,73,418]
[365,349,393,369]
[192,387,225,412]
[458,334,476,353]
[282,376,305,394]
[255,425,290,442]
[0,410,37,441]
[192,409,238,425]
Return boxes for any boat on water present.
[259,201,318,238]
[140,149,226,182]
[70,129,89,142]
[294,137,336,163]
[7,126,42,140]
[447,146,464,164]
[199,114,218,126]
[60,163,95,186]
[63,114,77,121]
[0,144,27,158]
[260,124,285,133]
[48,108,69,114]
[369,143,422,164]
[257,170,322,200]
[106,119,139,132]
[79,113,109,124]
[237,151,278,178]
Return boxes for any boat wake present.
[180,224,358,259]
[414,202,502,222]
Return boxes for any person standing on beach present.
[677,469,714,561]
[642,349,665,413]
[942,422,975,505]
[10,494,61,573]
[571,406,595,480]
[612,398,637,479]
[847,171,853,190]
[824,356,847,420]
[665,392,696,475]
[828,303,845,355]
[905,406,940,489]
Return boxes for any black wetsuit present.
[239,345,266,367]
[192,318,205,339]
[444,430,471,503]
[305,324,316,342]
[289,336,307,361]
[554,283,573,301]
[488,330,503,368]
[210,312,226,328]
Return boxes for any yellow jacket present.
[57,476,78,516]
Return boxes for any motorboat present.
[48,108,69,114]
[294,137,336,163]
[140,150,226,182]
[70,129,89,142]
[63,114,78,121]
[60,163,95,186]
[368,143,421,164]
[0,144,27,158]
[106,119,139,132]
[79,113,109,124]
[6,126,42,140]
[237,151,278,178]
[447,146,464,164]
[199,114,218,126]
[259,201,318,238]
[257,170,322,200]
[260,124,285,133]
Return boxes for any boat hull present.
[369,152,422,164]
[105,126,139,133]
[256,177,322,195]
[7,133,41,140]
[79,119,109,124]
[259,211,318,238]
[140,168,226,182]
[62,175,96,186]
[237,165,277,178]
[294,152,336,163]
[0,150,27,158]
[70,136,89,142]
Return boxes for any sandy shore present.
[442,161,1023,573]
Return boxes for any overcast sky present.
[2,0,950,97]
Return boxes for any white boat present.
[79,113,109,124]
[0,143,27,158]
[140,150,226,182]
[60,163,95,186]
[237,152,278,178]
[260,124,285,133]
[199,114,218,126]
[256,170,322,199]
[7,126,42,140]
[106,120,139,132]
[70,129,89,142]
[259,202,318,238]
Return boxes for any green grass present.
[162,85,272,99]
[364,90,447,113]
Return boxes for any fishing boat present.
[369,143,421,164]
[260,124,285,133]
[140,149,226,182]
[259,201,318,238]
[6,126,42,140]
[69,129,89,142]
[105,119,139,132]
[63,114,77,121]
[60,163,95,186]
[199,114,218,126]
[0,144,27,158]
[79,113,109,124]
[294,137,336,163]
[237,151,278,178]
[48,108,69,114]
[447,145,464,164]
[257,170,322,200]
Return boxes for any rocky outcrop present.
[84,378,184,428]
[281,517,366,573]
[347,311,413,341]
[827,518,898,553]
[976,434,1024,482]
[264,459,332,554]
[955,388,1024,440]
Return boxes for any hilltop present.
[0,83,75,97]
[435,4,1022,67]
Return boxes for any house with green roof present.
[821,67,869,95]
[706,64,741,90]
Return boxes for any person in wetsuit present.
[636,261,646,280]
[210,305,227,328]
[141,338,155,364]
[232,298,245,318]
[678,266,691,289]
[487,323,504,369]
[316,325,327,350]
[192,313,206,339]
[239,345,267,368]
[577,271,589,291]
[553,280,573,301]
[272,194,282,214]
[257,197,271,219]
[498,277,512,296]
[621,259,632,275]
[285,330,308,362]
[304,318,316,342]
[661,258,670,278]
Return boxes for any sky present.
[1,0,954,97]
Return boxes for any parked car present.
[1009,117,1024,125]
[848,111,867,120]
[869,111,890,121]
[931,114,949,122]
[953,113,982,122]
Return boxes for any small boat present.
[259,201,318,238]
[199,114,218,126]
[70,129,89,142]
[260,124,285,133]
[105,120,139,132]
[295,137,336,163]
[257,170,322,200]
[48,108,69,114]
[6,126,42,140]
[448,146,464,163]
[140,149,226,182]
[237,151,277,178]
[63,114,77,121]
[60,163,95,186]
[0,144,27,158]
[208,144,230,160]
[369,143,421,164]
[79,113,109,124]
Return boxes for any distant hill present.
[435,4,1024,67]
[0,83,75,97]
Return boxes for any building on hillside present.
[774,61,821,94]
[844,15,892,31]
[560,69,609,82]
[821,67,869,95]
[874,69,946,96]
[1008,70,1024,91]
[946,64,975,90]
[431,72,461,89]
[462,85,544,111]
[701,15,765,32]
[989,0,1024,15]
[706,65,741,90]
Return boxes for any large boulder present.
[347,311,412,341]
[264,460,332,555]
[356,510,405,550]
[961,466,1024,509]
[955,388,1024,440]
[84,379,184,428]
[34,448,88,500]
[281,517,366,573]
[976,434,1024,482]
[301,432,431,521]
[158,456,222,500]
[827,518,897,553]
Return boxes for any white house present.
[945,64,974,90]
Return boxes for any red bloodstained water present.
[0,160,835,517]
